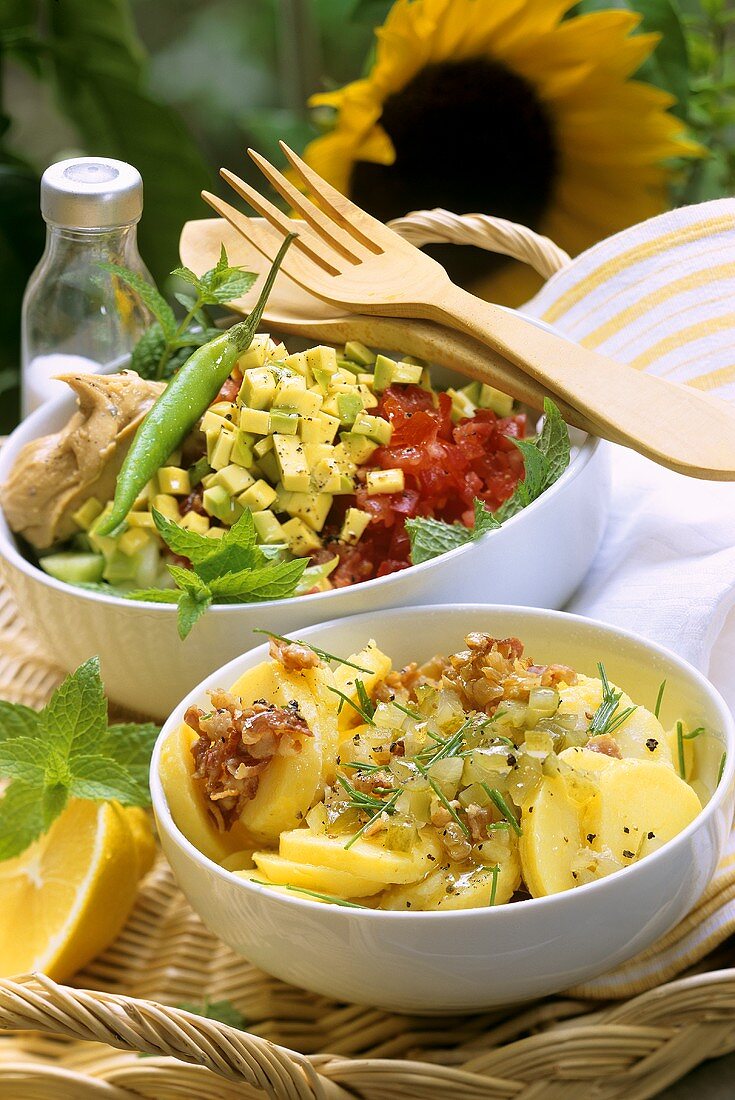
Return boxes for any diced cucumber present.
[372,354,396,392]
[344,340,376,366]
[40,552,104,584]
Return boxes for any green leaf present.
[202,270,257,305]
[295,554,338,595]
[43,656,108,761]
[69,754,150,807]
[0,737,46,783]
[0,780,47,860]
[177,591,212,640]
[130,323,167,380]
[495,399,570,521]
[635,0,690,116]
[208,558,308,602]
[405,515,474,565]
[167,564,212,600]
[472,498,502,536]
[176,999,248,1030]
[0,700,41,743]
[126,588,181,604]
[151,508,212,563]
[45,0,145,84]
[169,265,203,289]
[42,783,69,829]
[105,723,160,789]
[99,263,177,340]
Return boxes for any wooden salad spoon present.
[180,216,597,434]
[205,142,735,481]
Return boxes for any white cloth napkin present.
[521,198,735,996]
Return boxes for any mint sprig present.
[0,657,159,861]
[101,244,256,381]
[405,398,570,564]
[127,509,308,639]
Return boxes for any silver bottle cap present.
[40,157,143,229]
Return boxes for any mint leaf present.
[0,701,41,742]
[42,656,107,760]
[106,724,160,790]
[496,399,570,522]
[472,499,502,536]
[42,784,69,828]
[167,564,211,599]
[177,999,248,1030]
[178,590,212,640]
[0,737,46,784]
[99,262,177,340]
[295,554,338,595]
[131,323,167,380]
[69,755,149,807]
[405,515,474,564]
[205,270,257,305]
[151,508,211,564]
[170,265,202,288]
[0,780,46,860]
[209,559,307,602]
[126,588,181,604]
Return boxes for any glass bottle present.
[21,157,153,417]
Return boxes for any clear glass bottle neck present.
[41,221,140,263]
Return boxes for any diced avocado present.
[352,412,393,445]
[231,430,255,468]
[252,509,285,544]
[280,517,322,556]
[366,468,404,495]
[284,351,310,379]
[284,490,333,532]
[340,507,371,544]
[403,355,426,366]
[305,345,338,376]
[311,456,342,493]
[212,463,255,496]
[479,383,514,417]
[339,431,380,464]
[254,435,274,458]
[321,395,341,418]
[344,340,376,367]
[103,549,137,585]
[373,354,396,392]
[158,467,191,496]
[270,341,288,361]
[330,443,358,475]
[152,493,181,521]
[201,408,237,436]
[40,552,104,584]
[269,407,300,435]
[357,372,375,389]
[188,456,211,488]
[257,450,280,484]
[311,365,334,395]
[300,413,340,445]
[460,381,482,403]
[238,479,278,512]
[239,367,277,410]
[126,511,156,529]
[337,357,362,376]
[71,497,103,531]
[273,482,294,512]
[180,511,211,534]
[236,342,268,371]
[209,429,236,471]
[392,361,424,385]
[273,434,311,492]
[275,382,322,417]
[356,383,378,409]
[303,442,333,466]
[203,485,243,525]
[446,387,476,422]
[336,392,364,426]
[119,527,155,557]
[334,473,358,494]
[239,407,271,435]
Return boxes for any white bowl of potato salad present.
[151,604,735,1013]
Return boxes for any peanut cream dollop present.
[1,371,164,550]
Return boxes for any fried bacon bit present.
[187,690,313,830]
[268,636,320,673]
[180,486,207,517]
[442,633,578,713]
[586,734,623,759]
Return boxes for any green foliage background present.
[1,0,733,431]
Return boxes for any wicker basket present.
[1,210,734,1099]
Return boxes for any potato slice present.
[585,758,701,864]
[227,660,339,845]
[559,675,672,765]
[252,851,383,898]
[159,724,251,862]
[333,641,392,735]
[519,775,591,898]
[559,746,616,774]
[279,828,441,884]
[382,852,521,911]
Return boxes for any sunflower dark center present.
[350,57,559,287]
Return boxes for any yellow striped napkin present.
[522,199,735,998]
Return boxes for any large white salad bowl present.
[0,335,609,718]
[151,604,735,1013]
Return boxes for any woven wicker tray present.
[2,211,735,1098]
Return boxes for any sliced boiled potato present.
[585,758,701,864]
[227,659,339,844]
[559,675,672,765]
[252,850,383,898]
[279,827,441,884]
[559,746,616,774]
[219,850,256,872]
[159,724,251,862]
[333,641,392,735]
[520,774,593,898]
[236,869,338,905]
[382,851,521,911]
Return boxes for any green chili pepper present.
[97,232,296,536]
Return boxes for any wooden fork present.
[204,143,735,481]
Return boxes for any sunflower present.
[302,0,700,305]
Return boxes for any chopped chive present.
[676,721,686,778]
[355,679,376,721]
[480,864,500,906]
[254,628,372,673]
[606,705,637,735]
[682,727,705,740]
[481,784,522,836]
[341,760,384,772]
[344,789,400,849]
[654,679,666,719]
[428,777,469,837]
[423,718,472,766]
[487,821,511,831]
[327,685,376,726]
[392,700,422,720]
[718,752,727,785]
[249,877,368,908]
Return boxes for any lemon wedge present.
[0,799,155,981]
